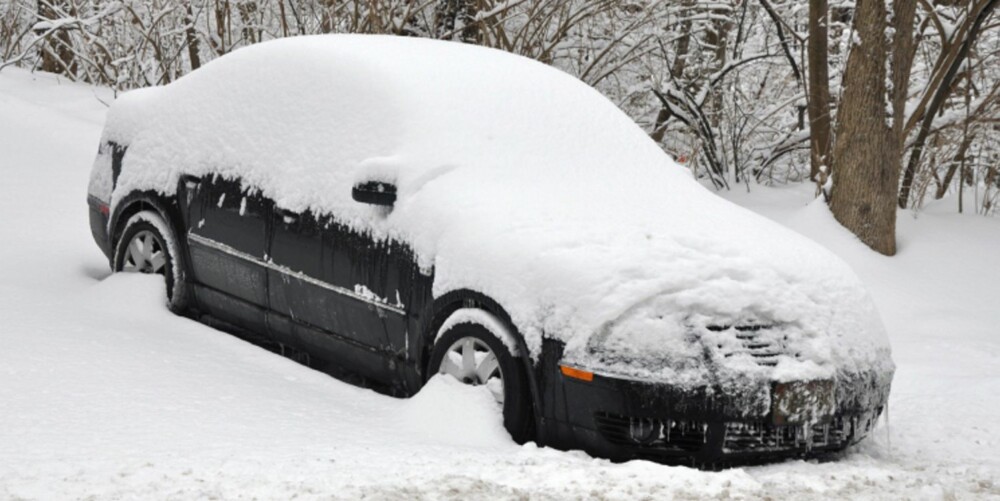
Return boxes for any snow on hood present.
[95,34,893,385]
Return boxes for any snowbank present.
[92,35,892,387]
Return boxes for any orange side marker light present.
[560,365,594,382]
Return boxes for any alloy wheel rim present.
[439,336,505,404]
[122,230,167,275]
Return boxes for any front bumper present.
[538,343,890,466]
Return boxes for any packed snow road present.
[1,68,997,500]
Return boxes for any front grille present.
[594,413,706,452]
[594,410,880,457]
[707,323,784,366]
[723,419,848,452]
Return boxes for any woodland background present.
[1,0,997,254]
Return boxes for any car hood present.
[386,165,894,390]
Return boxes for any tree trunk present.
[650,3,694,143]
[937,132,974,199]
[213,0,230,55]
[36,0,75,75]
[829,0,915,256]
[184,1,202,71]
[807,0,832,183]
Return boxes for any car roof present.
[102,34,678,219]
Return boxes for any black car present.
[87,35,893,466]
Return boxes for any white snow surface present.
[1,67,999,498]
[93,35,889,385]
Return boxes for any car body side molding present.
[188,232,407,316]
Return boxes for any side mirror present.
[352,181,397,206]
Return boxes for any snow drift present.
[90,34,893,391]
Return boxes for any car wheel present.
[428,320,533,443]
[113,209,189,312]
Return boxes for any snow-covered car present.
[86,35,894,466]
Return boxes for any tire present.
[428,319,533,443]
[113,209,190,313]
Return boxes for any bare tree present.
[828,0,916,255]
[897,0,999,208]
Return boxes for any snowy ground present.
[1,68,997,500]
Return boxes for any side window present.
[211,177,266,219]
[194,175,270,257]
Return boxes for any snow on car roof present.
[100,34,677,217]
[95,34,892,386]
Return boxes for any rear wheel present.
[113,209,189,312]
[428,319,533,443]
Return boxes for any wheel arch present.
[108,191,185,254]
[422,288,546,445]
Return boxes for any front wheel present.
[113,209,189,312]
[428,317,533,443]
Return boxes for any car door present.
[182,175,270,333]
[266,207,414,385]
